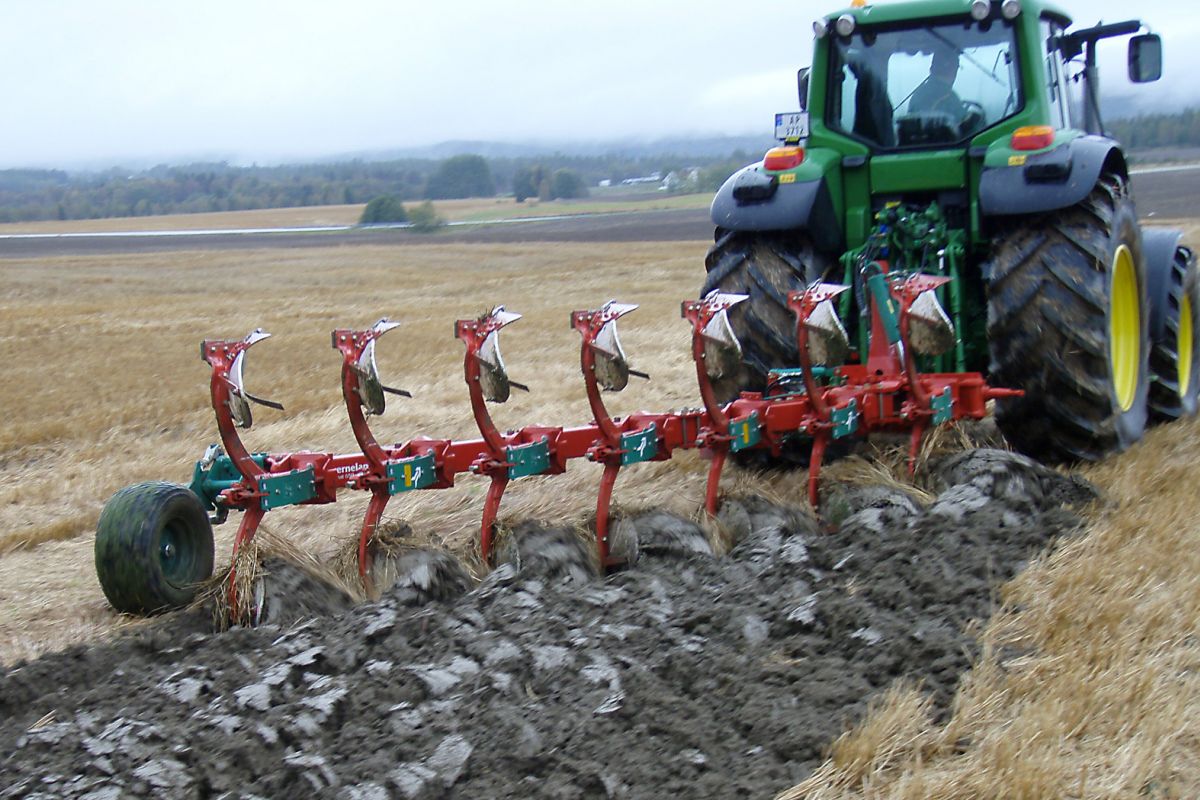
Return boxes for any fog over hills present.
[5,1,1196,172]
[2,0,1193,173]
[317,136,778,165]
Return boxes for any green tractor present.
[704,0,1197,461]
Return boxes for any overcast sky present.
[0,0,1195,169]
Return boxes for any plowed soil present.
[0,450,1095,799]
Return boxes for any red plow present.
[96,267,1019,617]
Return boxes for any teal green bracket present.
[387,453,437,494]
[931,387,954,426]
[831,400,859,439]
[506,439,551,480]
[258,466,317,510]
[729,412,761,453]
[865,268,901,345]
[621,424,658,466]
[189,451,268,512]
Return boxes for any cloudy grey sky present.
[0,0,1195,169]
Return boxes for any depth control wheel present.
[95,482,215,614]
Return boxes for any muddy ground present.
[0,449,1096,799]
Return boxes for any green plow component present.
[257,467,317,510]
[387,453,438,493]
[729,412,762,452]
[620,424,658,465]
[188,451,268,514]
[506,439,551,480]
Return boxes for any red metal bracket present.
[682,291,750,517]
[571,301,648,566]
[331,319,408,587]
[787,283,853,507]
[200,330,283,614]
[455,308,526,563]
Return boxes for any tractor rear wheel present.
[702,231,832,399]
[1148,244,1200,421]
[984,175,1150,461]
[95,482,215,614]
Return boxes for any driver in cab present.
[909,48,967,124]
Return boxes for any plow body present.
[179,266,1019,616]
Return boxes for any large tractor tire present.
[1146,240,1200,421]
[702,230,832,399]
[95,481,215,614]
[984,175,1150,462]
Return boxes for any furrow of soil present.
[0,450,1093,799]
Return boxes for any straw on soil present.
[198,525,364,629]
[779,416,1200,799]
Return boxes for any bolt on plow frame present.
[95,267,1019,620]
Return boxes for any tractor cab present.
[827,12,1020,150]
[810,0,1162,154]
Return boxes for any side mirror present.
[797,67,811,111]
[1128,34,1162,83]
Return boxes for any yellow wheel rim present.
[1109,244,1140,412]
[1179,292,1194,399]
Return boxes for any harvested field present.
[0,193,710,235]
[1,223,1199,797]
[0,240,717,661]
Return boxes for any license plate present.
[774,112,809,141]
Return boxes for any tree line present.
[7,104,1190,225]
[1108,108,1200,152]
[0,150,757,223]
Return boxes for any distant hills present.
[33,101,1187,173]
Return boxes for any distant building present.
[661,167,701,192]
[620,171,663,186]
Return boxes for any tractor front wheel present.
[984,175,1150,461]
[702,230,832,399]
[95,482,215,614]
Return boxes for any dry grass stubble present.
[781,416,1200,799]
[2,239,777,662]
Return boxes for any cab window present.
[828,17,1022,149]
